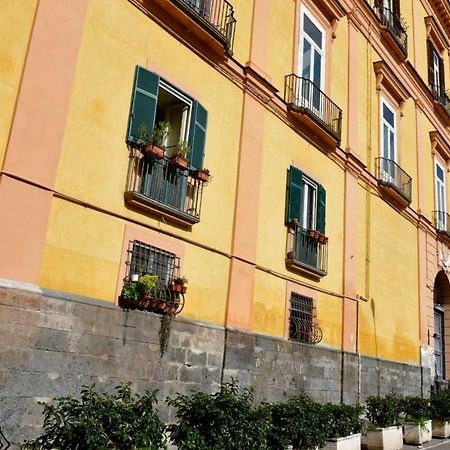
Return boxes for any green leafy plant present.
[140,274,159,294]
[138,122,170,147]
[401,396,431,424]
[167,379,271,450]
[431,389,450,421]
[326,403,365,438]
[366,393,403,428]
[121,280,143,301]
[159,314,172,357]
[20,383,166,450]
[267,394,331,450]
[175,141,191,159]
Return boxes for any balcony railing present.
[174,0,236,52]
[434,211,450,237]
[430,84,450,119]
[286,224,328,277]
[375,157,412,205]
[125,148,205,225]
[284,74,342,142]
[373,4,408,55]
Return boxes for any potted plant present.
[170,141,190,171]
[323,403,365,450]
[431,389,450,438]
[192,168,210,182]
[169,277,187,294]
[308,228,316,238]
[401,396,432,445]
[138,122,170,159]
[319,233,328,244]
[119,274,158,311]
[365,394,404,450]
[137,274,159,309]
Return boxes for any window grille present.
[126,240,180,288]
[289,293,322,344]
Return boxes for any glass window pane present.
[437,164,444,182]
[304,15,322,48]
[383,104,394,126]
[389,130,395,160]
[383,124,388,158]
[313,52,322,88]
[302,39,311,79]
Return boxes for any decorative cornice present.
[424,15,450,51]
[430,130,450,161]
[428,0,450,42]
[373,61,410,110]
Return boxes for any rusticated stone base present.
[0,286,431,445]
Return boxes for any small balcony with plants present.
[149,0,236,56]
[430,84,450,121]
[375,157,412,207]
[434,210,450,239]
[284,74,342,149]
[286,221,328,278]
[125,122,210,227]
[373,1,408,58]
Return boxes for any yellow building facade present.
[2,0,450,441]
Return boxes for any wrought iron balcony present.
[434,211,450,238]
[173,0,236,52]
[373,3,408,55]
[430,84,450,119]
[124,148,205,226]
[286,224,328,278]
[284,74,342,145]
[375,157,412,206]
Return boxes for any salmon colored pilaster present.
[3,0,88,185]
[0,0,88,284]
[342,169,358,352]
[226,93,265,329]
[346,20,358,154]
[246,0,270,77]
[0,176,52,284]
[415,103,424,211]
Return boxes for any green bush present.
[20,383,166,450]
[401,396,431,423]
[431,389,450,421]
[366,393,403,428]
[325,403,365,438]
[267,394,330,450]
[166,380,271,450]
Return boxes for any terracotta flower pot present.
[170,155,189,171]
[192,169,210,182]
[144,144,164,159]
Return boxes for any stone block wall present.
[0,286,431,445]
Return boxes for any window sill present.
[124,191,200,227]
[377,181,411,208]
[285,257,327,279]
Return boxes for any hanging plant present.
[159,313,173,357]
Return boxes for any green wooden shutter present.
[287,166,303,224]
[439,55,446,91]
[188,101,208,170]
[392,0,400,16]
[126,66,159,144]
[427,40,435,87]
[316,185,326,234]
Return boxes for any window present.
[286,166,327,277]
[380,97,397,182]
[289,292,322,344]
[434,277,446,379]
[125,66,208,225]
[299,8,325,113]
[428,40,445,100]
[436,160,447,231]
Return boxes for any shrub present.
[366,393,403,428]
[325,403,365,438]
[20,383,166,450]
[431,389,450,421]
[267,394,330,450]
[167,380,271,450]
[401,396,431,423]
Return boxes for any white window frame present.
[298,6,326,115]
[433,49,441,92]
[301,176,318,230]
[380,97,397,183]
[436,159,447,230]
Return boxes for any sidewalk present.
[403,438,450,450]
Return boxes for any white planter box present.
[403,420,432,445]
[323,433,361,450]
[366,426,403,450]
[432,419,450,438]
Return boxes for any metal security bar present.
[373,3,408,55]
[289,293,323,344]
[175,0,236,51]
[434,211,450,237]
[430,84,450,118]
[284,74,342,140]
[288,224,328,276]
[375,157,412,204]
[125,148,204,221]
